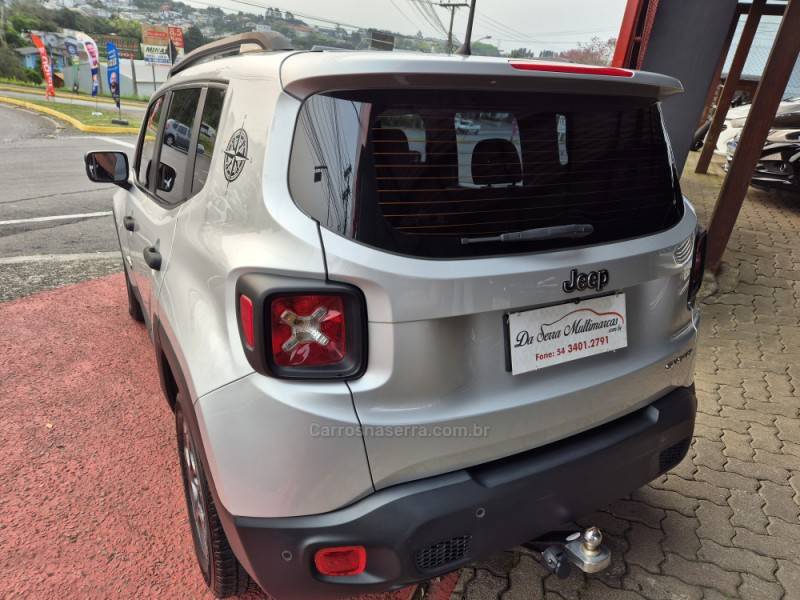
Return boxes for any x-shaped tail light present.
[236,278,365,379]
[279,307,331,352]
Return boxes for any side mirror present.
[85,151,130,189]
[157,163,177,193]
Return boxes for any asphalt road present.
[0,103,136,301]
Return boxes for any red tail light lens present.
[314,546,367,577]
[239,294,255,349]
[270,295,346,366]
[235,276,367,380]
[508,60,634,78]
[688,228,707,304]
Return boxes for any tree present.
[0,46,28,80]
[108,18,142,41]
[3,26,25,49]
[184,26,206,52]
[24,66,42,84]
[472,41,500,57]
[559,37,617,66]
[509,48,533,59]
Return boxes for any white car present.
[455,115,481,135]
[715,96,800,155]
[83,32,703,599]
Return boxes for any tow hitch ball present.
[522,527,611,579]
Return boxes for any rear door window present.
[192,87,226,194]
[289,89,683,259]
[156,87,202,204]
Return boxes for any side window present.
[192,87,225,194]
[157,87,202,204]
[136,95,165,187]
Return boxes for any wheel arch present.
[153,316,253,573]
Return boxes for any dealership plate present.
[507,294,627,375]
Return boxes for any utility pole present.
[437,2,468,54]
[0,0,6,49]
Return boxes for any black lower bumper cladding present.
[220,386,696,600]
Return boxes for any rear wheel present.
[175,401,252,598]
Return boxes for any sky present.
[189,0,628,54]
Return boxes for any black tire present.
[691,119,712,152]
[165,134,175,146]
[175,402,252,598]
[124,266,145,322]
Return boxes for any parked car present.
[199,121,217,138]
[726,128,800,192]
[164,118,192,151]
[455,115,481,135]
[713,96,800,155]
[84,32,704,600]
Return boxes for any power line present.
[405,0,449,37]
[388,0,424,32]
[186,0,434,43]
[185,0,614,49]
[436,2,469,53]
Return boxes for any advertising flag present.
[106,41,121,108]
[30,34,55,98]
[76,32,100,96]
[64,40,81,93]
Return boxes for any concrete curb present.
[0,96,140,134]
[0,84,149,108]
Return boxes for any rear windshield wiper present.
[460,223,594,245]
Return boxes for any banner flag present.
[64,40,80,93]
[30,34,55,97]
[76,32,100,96]
[106,41,121,108]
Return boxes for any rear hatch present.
[283,54,698,489]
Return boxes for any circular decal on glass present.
[223,128,249,182]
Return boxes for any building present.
[722,14,800,99]
[15,47,68,72]
[287,24,314,38]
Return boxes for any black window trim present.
[133,79,229,209]
[134,91,167,194]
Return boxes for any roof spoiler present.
[169,31,293,77]
[281,54,683,101]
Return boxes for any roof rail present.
[169,31,293,77]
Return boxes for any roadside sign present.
[369,30,395,51]
[141,24,184,64]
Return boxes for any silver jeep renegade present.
[85,32,705,600]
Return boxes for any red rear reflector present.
[314,546,367,576]
[688,229,707,303]
[270,295,346,367]
[508,61,634,78]
[239,294,255,349]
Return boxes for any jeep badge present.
[562,269,610,293]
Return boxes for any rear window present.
[289,89,683,258]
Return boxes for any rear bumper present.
[221,385,696,599]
